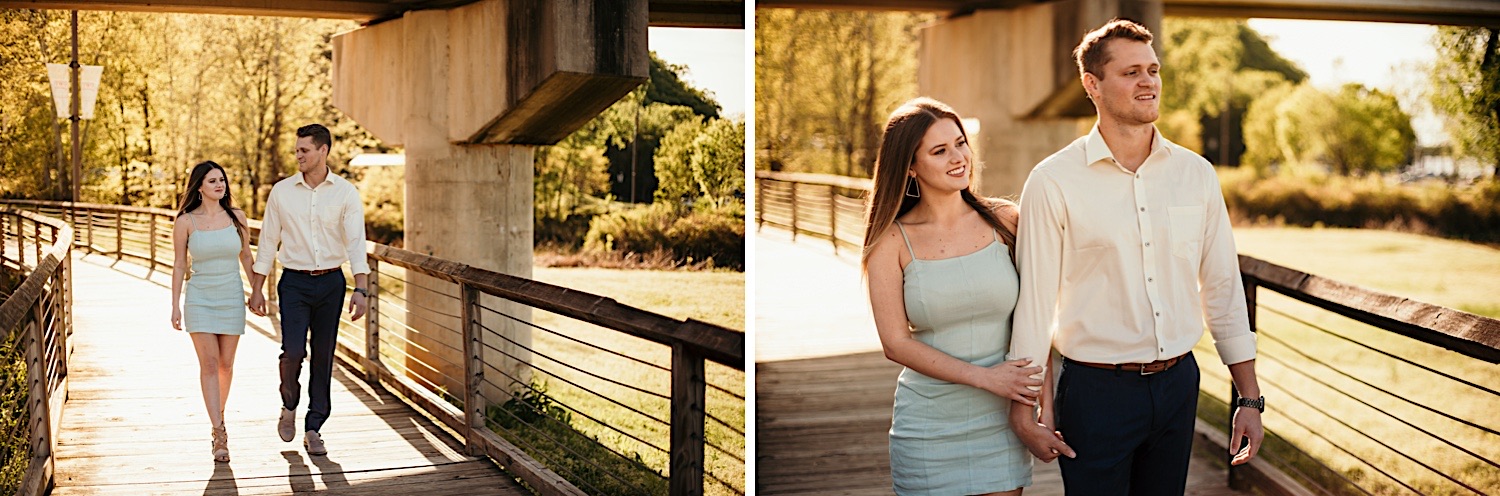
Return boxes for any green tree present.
[1241,83,1414,175]
[1430,26,1500,178]
[1159,18,1307,164]
[654,117,744,209]
[645,53,720,119]
[755,10,927,177]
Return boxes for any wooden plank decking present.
[54,252,527,495]
[754,230,1252,495]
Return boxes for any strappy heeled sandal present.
[212,424,230,463]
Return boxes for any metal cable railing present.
[1213,256,1500,494]
[755,171,870,256]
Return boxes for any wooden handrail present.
[1238,255,1500,363]
[755,170,872,190]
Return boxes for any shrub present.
[1219,167,1500,243]
[488,382,667,495]
[584,203,746,271]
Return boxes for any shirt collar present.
[1083,123,1174,172]
[292,170,342,190]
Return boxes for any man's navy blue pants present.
[1056,353,1200,496]
[276,270,345,433]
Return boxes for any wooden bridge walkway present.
[754,229,1252,495]
[52,252,525,495]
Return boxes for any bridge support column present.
[332,0,648,407]
[918,0,1162,197]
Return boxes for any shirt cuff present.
[252,259,274,276]
[1214,332,1258,365]
[348,257,371,276]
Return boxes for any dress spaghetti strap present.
[893,221,917,260]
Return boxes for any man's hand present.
[1230,407,1263,465]
[1010,402,1075,462]
[348,292,368,321]
[248,291,266,317]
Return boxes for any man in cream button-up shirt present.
[247,123,368,457]
[1006,19,1265,495]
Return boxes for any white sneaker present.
[278,407,296,442]
[304,430,327,456]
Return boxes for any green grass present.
[1193,226,1500,495]
[525,267,745,496]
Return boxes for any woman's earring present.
[905,177,920,198]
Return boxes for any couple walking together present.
[169,123,370,463]
[868,20,1267,495]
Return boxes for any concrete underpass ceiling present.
[756,0,1500,28]
[0,0,745,28]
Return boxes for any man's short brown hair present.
[1073,18,1154,78]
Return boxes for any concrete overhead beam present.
[331,0,649,146]
[757,0,1500,27]
[0,0,746,28]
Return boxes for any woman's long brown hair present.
[860,97,1016,267]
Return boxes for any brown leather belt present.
[286,267,340,277]
[1067,353,1188,375]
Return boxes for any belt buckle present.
[1139,362,1162,376]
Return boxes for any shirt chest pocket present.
[1168,206,1204,260]
[316,203,344,227]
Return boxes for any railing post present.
[669,341,706,496]
[828,185,838,255]
[1,213,7,262]
[788,181,799,242]
[755,177,764,232]
[27,297,53,488]
[35,216,43,264]
[148,213,157,273]
[114,211,122,261]
[460,282,484,456]
[1229,275,1258,489]
[85,209,93,252]
[364,257,382,387]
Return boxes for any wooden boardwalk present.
[754,230,1251,495]
[54,252,526,495]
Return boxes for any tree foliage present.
[1241,83,1415,175]
[0,11,383,217]
[1429,26,1500,177]
[755,9,929,177]
[654,116,745,209]
[1159,18,1306,162]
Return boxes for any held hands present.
[1011,407,1075,463]
[248,291,266,317]
[976,359,1043,405]
[348,292,367,321]
[1230,407,1264,465]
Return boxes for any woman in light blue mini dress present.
[170,161,255,463]
[862,98,1044,495]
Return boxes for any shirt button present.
[1139,207,1145,212]
[1148,277,1154,282]
[1155,312,1161,316]
[1145,242,1151,247]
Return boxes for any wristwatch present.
[1235,395,1265,413]
[353,288,369,297]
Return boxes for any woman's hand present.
[171,306,183,331]
[1014,417,1075,462]
[974,359,1042,405]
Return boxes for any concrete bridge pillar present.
[918,0,1162,197]
[331,0,648,402]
